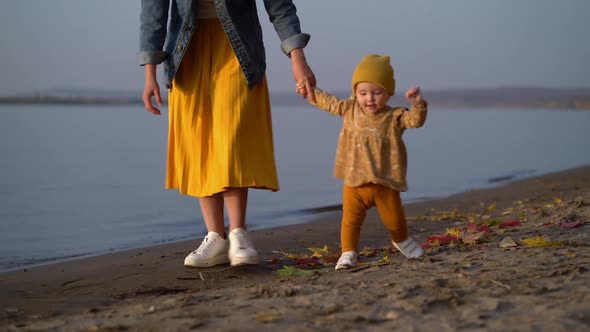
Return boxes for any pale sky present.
[1,0,589,96]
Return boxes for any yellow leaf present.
[256,312,281,323]
[279,250,300,259]
[521,236,563,247]
[359,246,379,257]
[554,198,562,204]
[446,227,462,237]
[380,255,390,263]
[487,203,497,212]
[307,245,329,258]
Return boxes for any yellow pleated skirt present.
[166,19,279,197]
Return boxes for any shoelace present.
[230,232,251,249]
[194,236,213,254]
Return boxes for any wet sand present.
[1,166,589,331]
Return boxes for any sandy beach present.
[1,165,589,331]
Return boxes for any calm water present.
[1,104,589,271]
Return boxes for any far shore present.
[2,86,590,110]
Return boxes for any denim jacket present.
[139,0,310,90]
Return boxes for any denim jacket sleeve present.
[262,0,310,56]
[138,0,170,65]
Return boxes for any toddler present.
[299,54,427,269]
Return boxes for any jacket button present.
[176,44,183,51]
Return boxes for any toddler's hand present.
[406,86,425,107]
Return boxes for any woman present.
[139,0,316,267]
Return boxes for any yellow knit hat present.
[351,54,395,96]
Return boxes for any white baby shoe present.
[392,238,424,259]
[335,251,358,270]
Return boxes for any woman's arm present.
[138,0,170,65]
[139,0,169,115]
[263,0,316,102]
[290,48,316,102]
[142,64,162,115]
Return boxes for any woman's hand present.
[142,64,162,115]
[290,48,316,103]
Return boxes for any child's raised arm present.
[398,87,428,128]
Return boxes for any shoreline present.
[0,165,583,273]
[0,165,563,273]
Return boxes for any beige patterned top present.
[310,88,428,191]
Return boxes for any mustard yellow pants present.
[341,184,408,252]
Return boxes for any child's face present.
[355,82,391,114]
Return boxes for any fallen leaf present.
[359,246,379,257]
[427,234,459,245]
[294,257,322,267]
[499,219,522,228]
[521,236,563,247]
[255,312,281,323]
[487,203,497,212]
[462,231,490,245]
[478,225,493,232]
[446,227,462,238]
[269,257,283,264]
[274,266,313,277]
[420,243,432,250]
[499,236,518,248]
[450,208,462,218]
[273,249,299,259]
[307,245,330,258]
[560,221,582,229]
[485,220,502,227]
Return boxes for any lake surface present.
[1,104,589,271]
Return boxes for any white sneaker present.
[228,228,259,266]
[184,232,229,267]
[392,238,424,259]
[335,251,358,270]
